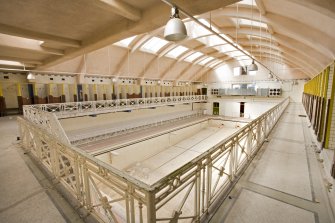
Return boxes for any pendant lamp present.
[248,60,258,71]
[164,6,187,41]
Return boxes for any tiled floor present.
[209,103,335,223]
[0,116,84,223]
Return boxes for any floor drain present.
[298,114,307,117]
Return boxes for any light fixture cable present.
[160,0,278,78]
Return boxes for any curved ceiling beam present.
[139,44,192,78]
[159,60,179,80]
[39,0,240,68]
[222,26,329,70]
[218,7,334,61]
[114,48,129,76]
[130,35,152,53]
[237,34,329,68]
[192,67,213,82]
[265,13,335,58]
[273,33,330,67]
[175,63,196,81]
[0,23,81,48]
[0,56,43,65]
[259,58,311,79]
[97,0,142,21]
[251,53,313,76]
[243,46,322,71]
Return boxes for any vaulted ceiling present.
[0,0,334,81]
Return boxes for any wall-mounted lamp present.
[164,6,187,41]
[27,71,36,80]
[112,78,117,83]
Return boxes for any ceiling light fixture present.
[161,0,279,80]
[248,0,258,72]
[248,60,258,71]
[164,6,187,41]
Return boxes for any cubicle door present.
[77,84,83,102]
[213,102,219,115]
[28,84,34,104]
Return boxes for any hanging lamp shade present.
[164,7,187,41]
[248,60,258,71]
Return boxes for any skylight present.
[221,44,237,53]
[197,35,226,47]
[208,60,222,68]
[141,37,169,54]
[185,21,212,38]
[199,19,221,33]
[227,51,245,58]
[238,19,268,29]
[198,56,215,65]
[165,46,189,59]
[114,35,137,47]
[184,52,204,62]
[0,60,23,66]
[237,0,256,6]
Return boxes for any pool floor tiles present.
[123,125,241,185]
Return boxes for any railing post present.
[206,157,212,213]
[246,126,253,157]
[146,191,156,223]
[194,163,201,222]
[229,143,236,181]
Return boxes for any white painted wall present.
[207,98,281,118]
[282,80,306,102]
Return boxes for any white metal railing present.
[149,98,289,222]
[22,106,70,145]
[70,110,204,145]
[24,95,208,118]
[18,97,289,223]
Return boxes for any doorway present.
[240,102,245,117]
[213,102,219,115]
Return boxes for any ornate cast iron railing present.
[24,95,208,119]
[18,97,289,223]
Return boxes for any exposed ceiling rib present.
[161,0,282,80]
[0,23,81,48]
[98,0,142,21]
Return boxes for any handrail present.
[24,95,208,118]
[151,97,289,189]
[18,97,289,222]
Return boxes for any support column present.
[84,84,88,101]
[146,192,156,223]
[48,83,53,103]
[93,84,97,101]
[103,85,107,100]
[33,83,39,104]
[17,83,23,114]
[61,84,66,103]
[73,84,78,102]
[0,83,6,116]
